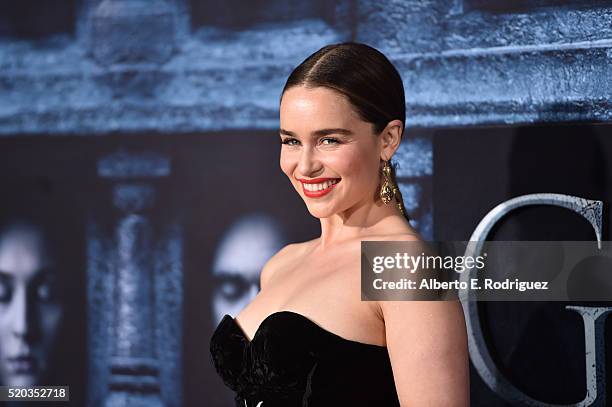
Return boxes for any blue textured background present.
[1,1,610,406]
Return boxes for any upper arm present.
[379,299,470,406]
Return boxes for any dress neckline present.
[226,310,388,350]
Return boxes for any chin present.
[307,211,328,219]
[8,374,38,387]
[304,204,337,219]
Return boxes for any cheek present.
[0,306,8,328]
[279,150,296,178]
[0,305,15,333]
[332,148,379,185]
[0,312,5,353]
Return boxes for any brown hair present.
[281,42,409,221]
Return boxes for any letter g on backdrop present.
[461,193,609,407]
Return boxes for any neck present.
[317,198,409,250]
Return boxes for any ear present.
[379,119,404,161]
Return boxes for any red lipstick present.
[297,178,341,198]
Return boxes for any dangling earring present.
[379,160,407,217]
[379,160,395,205]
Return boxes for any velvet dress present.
[209,310,401,406]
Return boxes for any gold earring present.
[380,160,407,217]
[379,160,395,205]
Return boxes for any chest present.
[269,246,362,307]
[239,242,385,346]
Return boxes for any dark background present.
[433,124,612,406]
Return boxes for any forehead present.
[0,225,49,279]
[280,86,363,129]
[213,222,282,277]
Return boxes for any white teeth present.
[302,179,339,192]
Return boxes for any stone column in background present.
[108,183,160,407]
[88,151,182,407]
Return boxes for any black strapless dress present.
[209,310,401,406]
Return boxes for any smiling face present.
[279,86,384,219]
[0,223,62,387]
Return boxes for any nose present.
[10,286,30,338]
[296,147,322,177]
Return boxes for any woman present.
[0,219,62,389]
[0,187,85,407]
[210,42,469,406]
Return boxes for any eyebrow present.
[279,128,354,137]
[0,268,53,279]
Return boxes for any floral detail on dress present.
[210,314,319,406]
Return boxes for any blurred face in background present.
[0,222,62,387]
[211,215,284,325]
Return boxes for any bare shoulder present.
[362,231,426,254]
[366,231,429,310]
[259,239,315,290]
[372,231,423,242]
[363,216,424,243]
